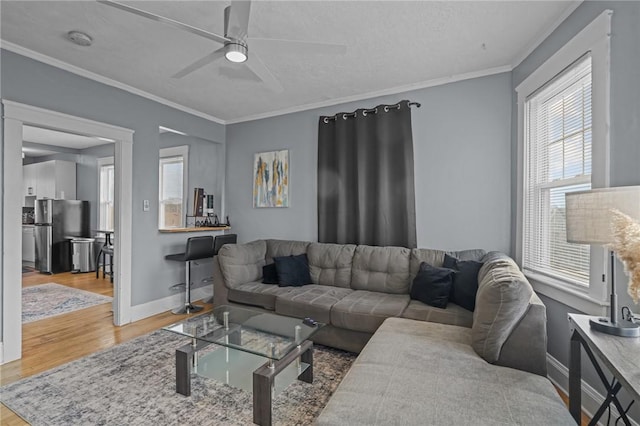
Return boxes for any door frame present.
[2,100,134,363]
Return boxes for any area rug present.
[22,283,113,324]
[0,329,356,425]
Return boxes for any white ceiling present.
[1,1,579,123]
[22,125,110,155]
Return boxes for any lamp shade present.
[565,186,640,245]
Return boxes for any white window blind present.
[98,159,115,232]
[159,154,185,229]
[523,55,592,286]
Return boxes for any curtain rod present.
[322,101,421,123]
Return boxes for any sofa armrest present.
[494,292,547,376]
[212,256,230,305]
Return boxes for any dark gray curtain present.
[318,100,417,248]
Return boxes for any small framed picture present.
[253,149,289,208]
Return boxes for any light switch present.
[143,200,150,211]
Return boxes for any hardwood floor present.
[1,271,212,425]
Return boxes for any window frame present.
[515,10,612,315]
[97,156,115,232]
[158,145,189,229]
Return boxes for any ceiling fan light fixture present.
[225,42,248,63]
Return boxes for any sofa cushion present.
[331,290,410,333]
[409,262,454,308]
[275,285,353,324]
[317,318,574,426]
[266,239,310,264]
[409,248,486,283]
[274,254,312,287]
[307,242,356,288]
[262,263,279,284]
[227,281,293,310]
[472,252,534,363]
[217,240,266,289]
[351,245,411,294]
[401,300,473,328]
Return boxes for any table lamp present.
[565,186,640,337]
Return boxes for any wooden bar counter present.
[159,226,231,233]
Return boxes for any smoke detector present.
[66,30,93,47]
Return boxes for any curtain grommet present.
[384,106,389,112]
[323,117,329,124]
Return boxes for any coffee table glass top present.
[163,305,324,360]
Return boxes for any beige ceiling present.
[1,1,579,123]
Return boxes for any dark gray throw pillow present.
[444,254,483,312]
[410,262,454,309]
[262,263,279,284]
[274,254,312,287]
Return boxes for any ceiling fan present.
[97,0,347,92]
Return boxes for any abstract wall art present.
[253,149,289,208]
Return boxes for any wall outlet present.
[143,200,150,211]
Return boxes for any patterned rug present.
[0,329,356,425]
[22,283,113,324]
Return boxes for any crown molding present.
[226,65,512,124]
[0,40,226,125]
[510,0,583,69]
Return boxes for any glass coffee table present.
[163,305,324,426]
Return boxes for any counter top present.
[22,224,35,227]
[159,226,231,233]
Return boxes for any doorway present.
[2,100,134,363]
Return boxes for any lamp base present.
[589,317,640,337]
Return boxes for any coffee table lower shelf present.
[174,339,314,426]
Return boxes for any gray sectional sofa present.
[213,239,575,425]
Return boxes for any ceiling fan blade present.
[97,0,229,45]
[248,38,347,55]
[245,52,283,93]
[227,1,252,40]
[172,47,226,78]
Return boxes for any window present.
[159,146,188,229]
[516,11,611,313]
[98,157,114,231]
[523,56,592,286]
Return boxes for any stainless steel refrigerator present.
[35,199,90,273]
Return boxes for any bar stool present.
[96,231,114,283]
[202,234,237,303]
[166,236,214,314]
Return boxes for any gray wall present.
[226,72,513,252]
[1,48,225,306]
[512,1,640,419]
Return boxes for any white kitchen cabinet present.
[23,160,76,200]
[23,163,37,197]
[22,225,35,262]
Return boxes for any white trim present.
[0,343,3,365]
[2,100,134,142]
[515,10,612,313]
[510,1,583,68]
[98,156,115,167]
[0,41,225,125]
[529,272,607,315]
[1,100,134,362]
[2,117,23,363]
[159,145,189,229]
[224,65,512,124]
[129,286,212,322]
[547,353,640,426]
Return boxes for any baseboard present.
[129,286,213,322]
[547,354,639,426]
[0,342,4,365]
